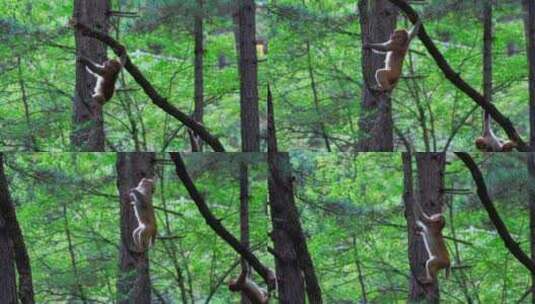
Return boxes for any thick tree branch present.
[387,1,528,151]
[70,21,225,152]
[456,152,535,274]
[169,153,275,289]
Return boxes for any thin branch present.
[387,0,528,151]
[456,152,535,274]
[169,152,275,289]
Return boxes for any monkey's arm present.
[364,41,394,52]
[408,19,422,41]
[130,188,149,209]
[78,56,105,75]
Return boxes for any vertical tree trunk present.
[524,1,535,302]
[0,154,35,304]
[17,57,37,151]
[236,0,260,152]
[116,153,155,304]
[407,153,445,303]
[267,85,323,303]
[190,0,205,152]
[357,0,397,151]
[0,156,19,304]
[71,0,110,151]
[483,1,493,121]
[239,162,252,304]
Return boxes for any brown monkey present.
[129,177,157,251]
[363,20,421,92]
[475,111,516,152]
[228,267,270,304]
[78,53,126,105]
[413,200,450,284]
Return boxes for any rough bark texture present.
[239,162,252,304]
[357,0,397,151]
[71,0,109,151]
[267,87,322,303]
[408,153,445,303]
[268,152,306,303]
[116,153,155,304]
[237,0,260,152]
[191,0,204,152]
[0,154,35,304]
[0,157,17,304]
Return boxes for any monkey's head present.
[391,29,409,45]
[474,137,488,151]
[228,279,240,291]
[138,178,154,193]
[104,59,122,73]
[429,213,446,229]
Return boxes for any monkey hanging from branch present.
[228,263,274,304]
[129,177,157,251]
[77,52,126,107]
[363,19,421,94]
[475,110,516,152]
[412,199,451,284]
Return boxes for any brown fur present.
[229,270,270,304]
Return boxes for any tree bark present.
[407,153,445,303]
[239,162,252,304]
[116,153,155,304]
[190,0,205,152]
[236,0,260,152]
[357,0,397,151]
[71,0,109,151]
[0,154,35,304]
[267,88,322,302]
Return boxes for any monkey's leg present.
[375,69,393,91]
[423,256,440,283]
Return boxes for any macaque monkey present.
[413,200,450,284]
[363,20,421,93]
[228,267,270,304]
[475,111,516,152]
[129,177,157,251]
[77,53,126,106]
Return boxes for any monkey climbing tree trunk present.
[116,153,155,304]
[239,162,252,304]
[236,0,260,152]
[190,0,204,152]
[357,0,398,151]
[72,0,109,151]
[267,87,323,303]
[406,153,446,303]
[0,154,35,304]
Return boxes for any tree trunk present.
[406,153,445,303]
[239,162,252,304]
[116,153,155,304]
[236,0,260,152]
[0,156,18,304]
[524,1,535,302]
[0,154,35,304]
[62,202,87,303]
[357,0,397,151]
[268,152,306,303]
[483,1,493,123]
[71,0,110,151]
[190,0,205,152]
